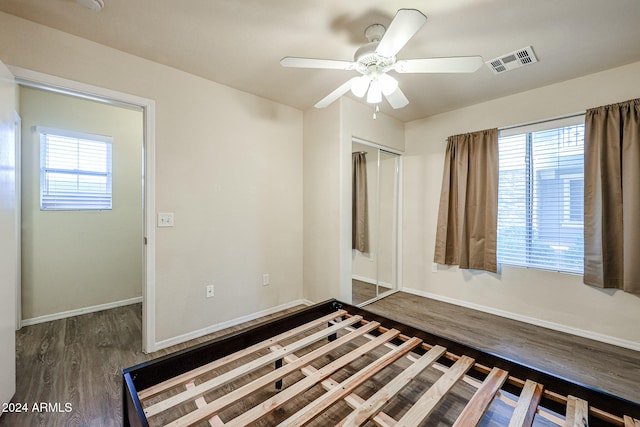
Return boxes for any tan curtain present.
[584,98,640,294]
[434,129,499,272]
[352,152,369,252]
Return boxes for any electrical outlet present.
[262,274,270,286]
[206,284,214,298]
[157,212,174,227]
[432,262,438,273]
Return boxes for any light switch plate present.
[158,212,174,227]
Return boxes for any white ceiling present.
[2,0,640,122]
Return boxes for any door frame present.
[14,111,21,330]
[9,66,157,353]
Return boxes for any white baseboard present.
[153,299,314,352]
[402,287,640,352]
[21,296,143,327]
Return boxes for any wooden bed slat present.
[278,337,423,426]
[565,395,589,427]
[394,355,475,426]
[138,309,347,400]
[337,345,447,427]
[164,320,381,427]
[624,415,640,427]
[277,344,399,427]
[224,328,402,427]
[184,381,223,427]
[508,379,544,427]
[124,302,640,427]
[452,367,509,427]
[144,314,363,418]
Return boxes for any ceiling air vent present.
[486,46,537,74]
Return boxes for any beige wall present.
[302,103,342,302]
[404,60,640,348]
[19,86,143,320]
[4,9,636,350]
[0,12,303,344]
[303,96,404,304]
[341,97,405,153]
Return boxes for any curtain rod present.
[353,151,367,154]
[499,111,585,131]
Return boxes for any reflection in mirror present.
[351,140,399,306]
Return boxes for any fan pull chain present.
[373,104,379,119]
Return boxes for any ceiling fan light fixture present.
[366,79,382,104]
[378,73,399,95]
[351,75,371,98]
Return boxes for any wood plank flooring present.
[352,279,395,305]
[365,292,640,405]
[1,292,638,426]
[0,303,303,427]
[351,279,377,305]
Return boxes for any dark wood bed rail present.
[122,299,640,426]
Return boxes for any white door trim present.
[0,58,17,408]
[8,66,157,353]
[14,111,21,330]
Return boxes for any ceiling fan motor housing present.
[354,42,396,75]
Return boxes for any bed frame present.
[123,299,640,427]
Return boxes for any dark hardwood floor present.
[1,292,637,426]
[352,279,396,305]
[365,292,640,405]
[0,303,304,427]
[351,279,377,305]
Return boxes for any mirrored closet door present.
[352,140,400,305]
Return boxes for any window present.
[38,126,113,210]
[497,117,584,274]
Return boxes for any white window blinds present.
[38,127,113,210]
[497,116,584,274]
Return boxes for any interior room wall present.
[302,97,404,304]
[0,12,303,345]
[19,86,143,320]
[403,60,640,348]
[302,103,342,303]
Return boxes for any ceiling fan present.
[281,9,483,110]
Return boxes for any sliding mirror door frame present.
[351,137,402,306]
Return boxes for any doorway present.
[11,66,156,352]
[19,84,144,325]
[351,139,401,305]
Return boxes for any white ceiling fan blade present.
[376,9,427,58]
[384,86,409,109]
[395,56,484,73]
[280,57,356,70]
[315,77,359,108]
